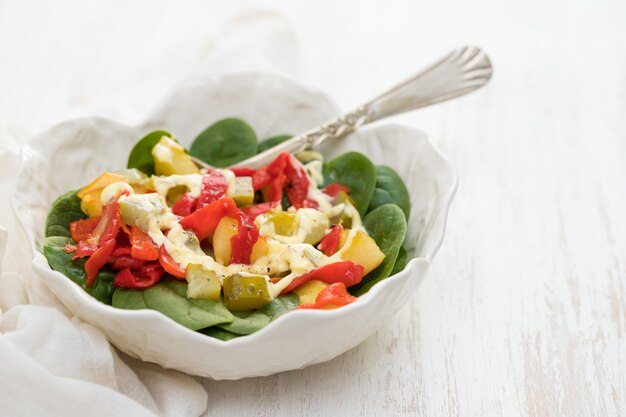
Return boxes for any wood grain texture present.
[1,0,625,415]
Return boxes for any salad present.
[43,118,410,340]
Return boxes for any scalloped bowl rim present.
[25,126,457,348]
[12,71,458,376]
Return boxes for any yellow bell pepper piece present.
[77,172,127,199]
[77,172,127,217]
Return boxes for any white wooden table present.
[2,1,625,415]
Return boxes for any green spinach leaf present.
[43,236,115,304]
[112,279,235,331]
[217,311,270,335]
[216,294,300,335]
[200,327,241,341]
[110,287,148,310]
[190,118,257,167]
[390,246,408,276]
[324,152,377,216]
[260,293,300,318]
[45,190,85,238]
[257,134,291,153]
[43,236,86,289]
[89,269,116,304]
[369,165,411,219]
[127,130,172,176]
[350,204,407,296]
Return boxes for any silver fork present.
[192,45,492,170]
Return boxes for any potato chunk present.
[152,136,199,176]
[335,229,384,275]
[213,217,239,266]
[293,280,329,304]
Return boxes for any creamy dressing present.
[304,160,324,187]
[151,174,204,198]
[118,190,336,299]
[301,160,362,230]
[307,186,333,213]
[337,201,364,230]
[113,168,148,184]
[115,164,370,300]
[100,182,134,204]
[255,208,329,245]
[303,160,334,214]
[150,169,240,200]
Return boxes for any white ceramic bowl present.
[13,72,457,379]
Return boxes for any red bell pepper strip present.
[69,217,101,242]
[322,182,350,197]
[73,241,98,259]
[283,154,310,209]
[95,201,123,245]
[111,255,147,271]
[113,262,165,289]
[252,152,288,203]
[231,167,256,177]
[296,282,357,309]
[178,196,259,265]
[79,201,123,286]
[129,226,159,261]
[171,193,198,216]
[252,152,311,209]
[229,211,260,265]
[111,242,132,257]
[84,238,116,287]
[72,202,121,260]
[158,245,186,279]
[279,261,364,295]
[111,228,132,253]
[179,197,238,240]
[240,201,278,220]
[318,225,343,256]
[197,171,229,208]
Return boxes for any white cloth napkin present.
[0,11,297,417]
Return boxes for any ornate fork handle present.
[299,106,373,148]
[228,45,492,169]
